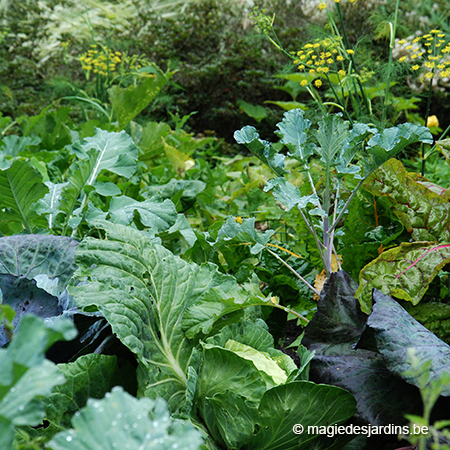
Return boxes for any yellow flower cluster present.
[79,44,121,77]
[293,37,352,88]
[397,30,450,82]
[318,0,358,10]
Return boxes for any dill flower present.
[314,79,323,88]
[318,2,326,10]
[395,30,450,88]
[300,79,308,86]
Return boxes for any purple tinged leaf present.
[368,290,450,396]
[303,271,422,425]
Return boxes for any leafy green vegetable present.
[0,234,78,345]
[367,290,450,396]
[303,271,423,425]
[45,354,135,435]
[235,109,432,280]
[70,221,264,411]
[356,242,450,312]
[0,315,76,448]
[354,158,450,310]
[108,195,178,231]
[363,158,450,242]
[0,159,48,233]
[197,331,356,449]
[108,66,174,130]
[0,234,78,294]
[234,126,287,176]
[48,386,204,450]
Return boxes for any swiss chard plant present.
[355,142,450,312]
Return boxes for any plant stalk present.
[266,247,320,296]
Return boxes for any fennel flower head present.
[394,30,450,91]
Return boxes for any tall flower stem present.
[382,0,401,124]
[421,74,434,176]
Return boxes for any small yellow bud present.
[427,115,439,128]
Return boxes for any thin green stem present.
[325,74,354,124]
[273,303,310,324]
[424,122,450,159]
[296,204,328,272]
[328,178,365,235]
[266,247,320,296]
[421,76,434,176]
[335,3,370,114]
[382,0,401,121]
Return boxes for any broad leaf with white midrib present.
[70,221,243,410]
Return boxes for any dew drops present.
[66,436,73,442]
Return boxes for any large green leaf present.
[45,354,134,435]
[0,234,78,294]
[32,181,69,230]
[367,290,450,396]
[248,382,356,450]
[109,67,173,130]
[316,113,350,173]
[264,178,320,212]
[0,159,48,232]
[138,121,172,166]
[182,274,273,339]
[363,123,433,176]
[356,242,450,313]
[59,128,139,229]
[275,108,313,162]
[0,315,75,448]
[303,271,423,425]
[233,126,287,176]
[58,155,97,228]
[48,386,204,450]
[197,339,355,450]
[70,128,139,179]
[363,158,450,242]
[108,195,178,231]
[69,221,254,411]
